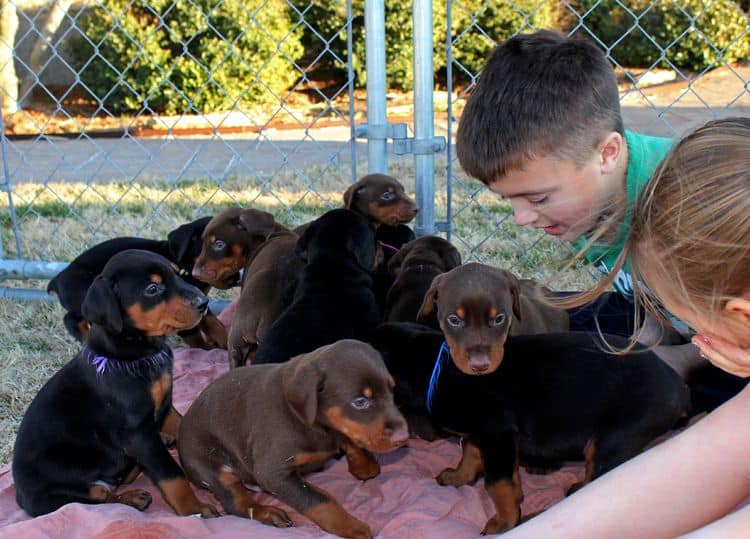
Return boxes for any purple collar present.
[82,345,171,378]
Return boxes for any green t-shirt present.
[572,130,673,297]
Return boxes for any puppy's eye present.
[351,396,372,410]
[380,191,395,202]
[446,314,464,328]
[212,239,226,251]
[144,283,163,297]
[489,313,506,327]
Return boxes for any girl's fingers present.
[692,336,750,378]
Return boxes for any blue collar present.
[426,341,451,414]
[82,345,171,378]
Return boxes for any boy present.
[456,29,741,412]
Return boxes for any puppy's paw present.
[341,518,373,539]
[118,489,152,511]
[349,456,380,481]
[195,503,220,518]
[436,467,472,487]
[249,505,293,527]
[481,513,519,535]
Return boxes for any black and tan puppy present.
[418,263,568,371]
[383,235,462,328]
[179,339,409,539]
[47,216,226,349]
[342,173,419,227]
[253,209,379,365]
[13,250,218,519]
[426,332,690,534]
[191,207,278,289]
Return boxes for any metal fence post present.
[365,0,388,174]
[412,0,436,235]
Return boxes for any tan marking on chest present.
[150,373,172,410]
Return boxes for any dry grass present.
[0,159,599,466]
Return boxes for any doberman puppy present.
[292,174,419,312]
[383,235,462,328]
[191,207,278,290]
[418,263,569,362]
[253,209,379,365]
[227,224,304,367]
[407,265,689,533]
[426,332,690,534]
[178,339,409,539]
[13,250,218,518]
[47,216,227,349]
[342,173,419,227]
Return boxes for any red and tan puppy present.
[178,340,409,539]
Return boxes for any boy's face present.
[488,152,621,242]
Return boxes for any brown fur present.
[178,340,409,538]
[417,263,569,374]
[192,207,277,289]
[227,226,304,367]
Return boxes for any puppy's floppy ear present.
[282,355,323,427]
[81,275,123,334]
[237,208,275,238]
[417,273,445,319]
[343,183,365,210]
[346,221,377,270]
[167,216,210,264]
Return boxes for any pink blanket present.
[0,301,588,539]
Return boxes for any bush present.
[75,0,304,114]
[563,0,750,71]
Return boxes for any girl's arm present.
[678,504,750,539]
[503,385,750,539]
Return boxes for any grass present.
[0,159,600,467]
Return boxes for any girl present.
[505,116,750,538]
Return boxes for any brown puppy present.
[343,173,419,226]
[178,340,409,539]
[227,225,303,367]
[383,235,462,328]
[192,207,278,289]
[418,263,569,374]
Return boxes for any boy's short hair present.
[456,30,624,185]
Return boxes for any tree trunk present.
[0,0,18,114]
[19,0,75,106]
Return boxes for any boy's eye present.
[529,195,548,205]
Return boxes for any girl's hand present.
[692,335,750,378]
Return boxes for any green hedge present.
[75,0,304,114]
[563,0,750,71]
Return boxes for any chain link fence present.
[0,0,747,295]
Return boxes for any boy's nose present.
[512,205,538,226]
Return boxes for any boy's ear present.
[598,131,624,175]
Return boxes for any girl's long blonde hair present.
[551,117,750,349]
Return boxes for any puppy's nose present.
[385,422,409,445]
[468,352,491,374]
[191,295,209,312]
